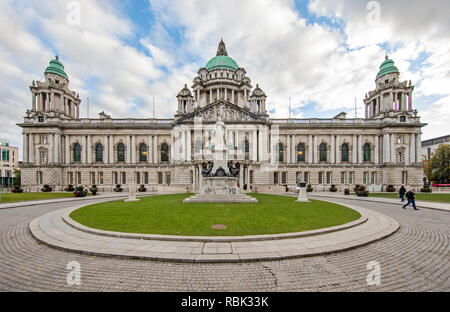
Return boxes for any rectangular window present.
[40,135,47,144]
[402,171,408,185]
[37,171,43,184]
[296,172,302,183]
[121,172,126,185]
[166,172,171,185]
[158,172,163,184]
[77,172,81,185]
[98,172,104,185]
[363,172,367,184]
[113,172,118,185]
[349,172,353,184]
[326,172,331,184]
[281,172,287,185]
[144,172,149,184]
[136,172,141,184]
[274,172,279,185]
[318,172,323,184]
[304,172,309,183]
[341,172,346,184]
[190,170,194,184]
[371,172,376,185]
[250,171,254,184]
[68,172,73,185]
[90,172,95,185]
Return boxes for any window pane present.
[297,143,305,162]
[341,144,349,162]
[319,143,327,162]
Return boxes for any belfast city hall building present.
[19,40,425,193]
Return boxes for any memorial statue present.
[214,117,226,151]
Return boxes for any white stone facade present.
[18,43,426,193]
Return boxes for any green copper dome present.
[205,55,239,71]
[205,39,239,71]
[376,56,399,79]
[44,56,68,80]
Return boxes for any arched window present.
[341,143,349,162]
[319,143,327,162]
[139,143,147,162]
[363,143,371,162]
[95,143,103,162]
[73,143,81,162]
[244,140,249,153]
[297,143,305,162]
[161,143,169,162]
[279,143,284,162]
[117,143,125,162]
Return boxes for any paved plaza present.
[0,196,448,291]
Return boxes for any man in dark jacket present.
[402,190,419,210]
[399,185,406,202]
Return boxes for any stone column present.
[29,134,35,164]
[390,134,396,164]
[153,135,158,163]
[109,135,114,164]
[358,135,362,164]
[374,135,379,164]
[252,130,257,162]
[65,135,70,164]
[187,129,191,161]
[181,130,186,161]
[32,93,36,111]
[87,135,92,164]
[170,134,175,163]
[54,133,60,163]
[292,135,296,163]
[239,167,244,191]
[51,92,55,111]
[217,89,220,101]
[258,128,263,162]
[232,89,235,104]
[408,92,412,111]
[23,134,29,163]
[126,135,131,164]
[416,132,421,163]
[104,135,109,164]
[331,135,335,164]
[81,136,86,164]
[313,135,318,163]
[49,134,54,163]
[352,135,357,164]
[209,89,213,103]
[308,135,313,164]
[287,135,291,164]
[148,135,154,163]
[410,134,416,164]
[131,135,136,164]
[383,134,389,163]
[336,135,340,164]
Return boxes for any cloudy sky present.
[1,0,449,159]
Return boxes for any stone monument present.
[296,176,310,203]
[125,183,140,202]
[184,119,258,203]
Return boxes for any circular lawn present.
[70,193,361,236]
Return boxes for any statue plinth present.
[183,119,258,203]
[296,183,310,203]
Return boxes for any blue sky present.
[0,0,449,157]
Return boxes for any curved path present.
[0,196,448,291]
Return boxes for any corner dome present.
[376,55,399,79]
[44,56,68,80]
[205,39,239,71]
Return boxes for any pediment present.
[176,100,267,124]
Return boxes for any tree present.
[424,144,450,183]
[13,169,21,187]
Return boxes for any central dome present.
[205,39,239,71]
[44,56,68,80]
[376,55,399,79]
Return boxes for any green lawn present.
[370,193,450,203]
[0,192,76,203]
[70,194,361,236]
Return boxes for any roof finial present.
[55,55,59,60]
[216,39,228,56]
[385,54,388,60]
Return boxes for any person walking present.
[399,185,406,202]
[402,190,419,210]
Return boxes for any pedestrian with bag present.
[402,190,419,210]
[399,185,406,202]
